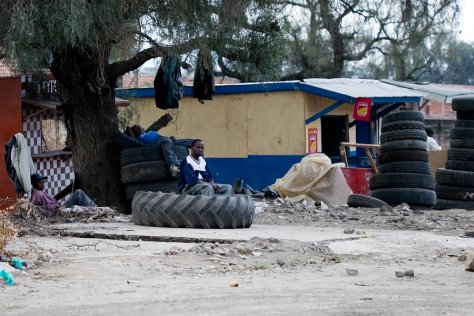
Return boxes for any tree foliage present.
[420,40,474,84]
[280,0,460,81]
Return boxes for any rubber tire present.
[378,161,432,175]
[120,146,164,166]
[380,129,427,143]
[121,161,171,184]
[114,132,146,149]
[452,97,474,111]
[435,199,474,210]
[445,160,474,172]
[448,148,474,161]
[371,188,436,206]
[455,120,474,128]
[125,180,179,200]
[378,150,429,165]
[174,145,189,161]
[450,138,474,149]
[380,140,427,153]
[383,111,424,124]
[381,120,425,133]
[435,183,474,201]
[456,111,474,120]
[370,173,434,190]
[347,194,390,208]
[131,191,255,229]
[451,128,474,139]
[435,168,474,187]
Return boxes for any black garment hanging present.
[193,49,215,104]
[154,55,184,109]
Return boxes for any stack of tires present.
[435,97,474,210]
[370,110,436,207]
[120,144,189,201]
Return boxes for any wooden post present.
[340,142,380,174]
[339,144,348,167]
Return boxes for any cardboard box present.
[428,150,448,176]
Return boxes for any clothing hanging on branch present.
[154,55,183,109]
[193,48,215,104]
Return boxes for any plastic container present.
[341,167,373,195]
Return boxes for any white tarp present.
[273,154,352,206]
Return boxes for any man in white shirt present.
[426,126,442,151]
[178,139,234,196]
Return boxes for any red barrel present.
[341,167,373,195]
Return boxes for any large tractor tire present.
[132,191,255,229]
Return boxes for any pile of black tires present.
[115,132,189,201]
[435,97,474,210]
[370,110,436,207]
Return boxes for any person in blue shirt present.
[178,139,234,196]
[130,125,191,177]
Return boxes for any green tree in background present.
[280,0,460,81]
[421,40,474,84]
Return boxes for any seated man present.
[30,173,97,211]
[129,125,192,177]
[178,139,234,196]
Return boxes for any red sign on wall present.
[353,97,372,122]
[307,128,318,154]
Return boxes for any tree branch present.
[106,37,204,81]
[217,56,244,81]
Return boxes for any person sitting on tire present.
[30,173,97,211]
[129,125,191,177]
[178,139,234,196]
[425,126,442,151]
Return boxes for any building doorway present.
[321,115,349,158]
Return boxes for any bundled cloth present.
[273,154,352,206]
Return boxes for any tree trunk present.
[51,48,129,212]
[331,33,345,78]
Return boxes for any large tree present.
[374,0,460,81]
[280,0,392,79]
[279,0,459,80]
[420,40,474,84]
[1,0,283,211]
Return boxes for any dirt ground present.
[2,198,474,315]
[254,198,474,231]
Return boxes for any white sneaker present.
[169,165,180,177]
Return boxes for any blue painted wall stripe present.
[116,81,299,99]
[116,81,422,105]
[297,83,353,103]
[205,155,304,190]
[305,100,344,124]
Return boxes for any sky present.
[459,0,474,42]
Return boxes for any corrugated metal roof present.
[381,79,474,103]
[303,78,425,99]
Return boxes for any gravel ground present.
[253,198,474,232]
[2,198,474,315]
